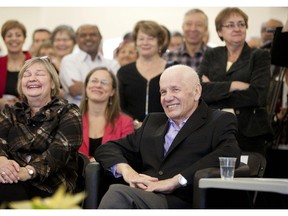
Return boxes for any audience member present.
[36,41,56,59]
[198,7,273,156]
[28,28,51,57]
[0,20,32,110]
[78,67,134,162]
[117,20,176,129]
[260,18,283,50]
[163,8,210,70]
[59,24,119,106]
[123,32,133,41]
[0,57,82,204]
[36,41,65,99]
[168,31,183,52]
[50,25,76,71]
[95,64,241,209]
[114,40,137,67]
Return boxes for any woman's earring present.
[109,97,112,106]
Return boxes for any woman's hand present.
[230,81,250,92]
[0,158,20,184]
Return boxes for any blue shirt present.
[164,119,187,155]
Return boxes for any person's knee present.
[98,184,131,209]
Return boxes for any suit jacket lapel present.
[227,43,251,74]
[154,120,169,159]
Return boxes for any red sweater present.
[79,112,134,158]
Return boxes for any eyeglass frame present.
[221,21,247,30]
[89,78,110,86]
[261,27,276,33]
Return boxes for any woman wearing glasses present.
[0,20,32,110]
[78,67,134,161]
[198,7,273,156]
[0,57,82,205]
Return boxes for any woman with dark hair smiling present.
[0,20,32,109]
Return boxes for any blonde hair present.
[17,57,60,100]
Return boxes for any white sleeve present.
[59,55,82,93]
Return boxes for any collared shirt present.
[164,118,187,155]
[163,43,210,70]
[59,49,120,106]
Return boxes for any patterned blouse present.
[0,97,82,193]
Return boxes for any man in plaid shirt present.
[163,8,211,70]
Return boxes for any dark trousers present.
[98,184,169,209]
[0,182,52,207]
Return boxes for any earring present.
[109,97,112,106]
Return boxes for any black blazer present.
[94,100,241,208]
[198,43,273,138]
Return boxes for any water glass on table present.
[219,157,237,180]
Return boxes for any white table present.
[199,178,288,195]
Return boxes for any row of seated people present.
[0,7,287,208]
[0,56,242,208]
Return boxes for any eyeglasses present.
[261,27,276,33]
[222,22,246,30]
[39,56,51,62]
[25,56,52,63]
[89,78,110,86]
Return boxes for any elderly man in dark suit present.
[94,64,241,209]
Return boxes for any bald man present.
[95,64,241,209]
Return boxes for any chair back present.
[75,152,90,194]
[193,152,267,208]
[242,152,266,178]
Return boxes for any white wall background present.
[0,7,287,59]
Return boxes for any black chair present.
[75,152,90,208]
[193,152,267,208]
[83,152,266,209]
[83,161,104,209]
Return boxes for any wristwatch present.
[25,166,34,179]
[178,174,187,187]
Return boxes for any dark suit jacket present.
[94,100,241,208]
[198,43,273,138]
